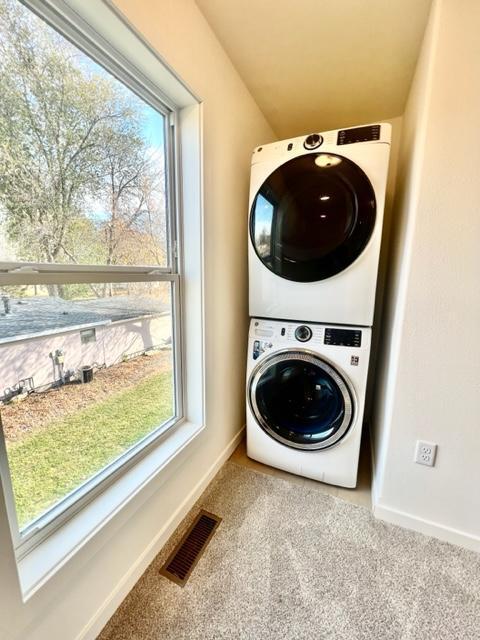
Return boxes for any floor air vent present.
[160,510,222,587]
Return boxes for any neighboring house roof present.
[0,296,169,344]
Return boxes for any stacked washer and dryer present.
[246,123,391,488]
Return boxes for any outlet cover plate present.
[415,440,437,467]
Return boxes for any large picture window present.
[0,0,183,556]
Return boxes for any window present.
[80,328,97,344]
[0,0,183,557]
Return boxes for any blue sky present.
[141,109,165,148]
[255,194,274,235]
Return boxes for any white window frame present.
[0,0,204,575]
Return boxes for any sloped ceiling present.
[196,0,432,138]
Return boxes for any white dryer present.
[246,318,371,488]
[248,123,391,326]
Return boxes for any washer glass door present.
[249,351,354,450]
[250,153,376,282]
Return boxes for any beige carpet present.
[98,462,480,639]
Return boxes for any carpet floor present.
[98,462,480,640]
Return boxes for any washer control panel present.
[324,328,362,347]
[251,320,363,350]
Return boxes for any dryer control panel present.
[337,124,381,145]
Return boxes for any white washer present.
[246,318,371,488]
[249,123,391,326]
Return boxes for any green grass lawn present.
[6,370,173,529]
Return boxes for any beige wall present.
[372,0,480,550]
[0,2,274,638]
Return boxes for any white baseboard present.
[373,502,480,553]
[76,427,245,640]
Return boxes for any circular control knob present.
[303,133,323,150]
[295,325,312,342]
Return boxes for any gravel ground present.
[1,350,172,442]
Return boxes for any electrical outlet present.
[414,441,437,467]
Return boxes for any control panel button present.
[304,133,323,150]
[295,325,312,342]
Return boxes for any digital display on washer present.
[337,125,381,145]
[324,328,362,347]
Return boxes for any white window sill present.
[17,420,203,602]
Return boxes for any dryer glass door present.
[249,351,354,450]
[250,153,376,282]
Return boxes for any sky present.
[254,194,274,236]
